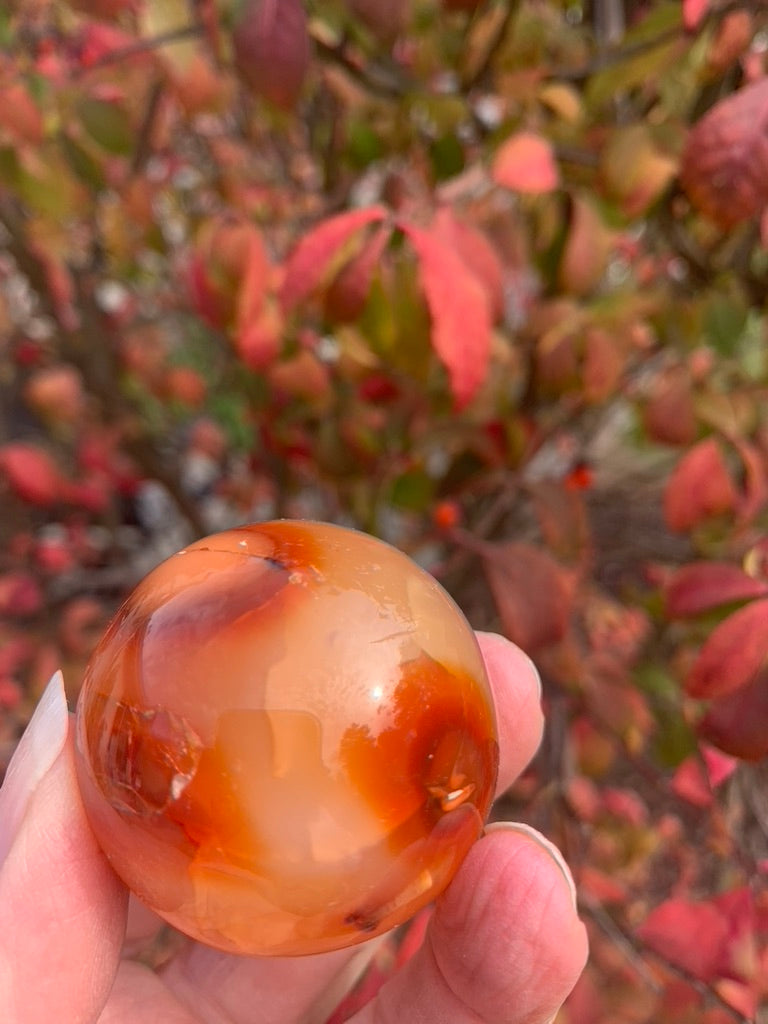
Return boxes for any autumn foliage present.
[1,0,768,1020]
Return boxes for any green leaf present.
[345,119,384,169]
[60,133,106,190]
[429,133,465,180]
[0,9,11,47]
[208,391,256,451]
[389,468,434,511]
[585,2,686,109]
[0,146,20,189]
[704,295,747,356]
[635,666,697,767]
[15,149,86,219]
[587,37,684,109]
[77,98,134,156]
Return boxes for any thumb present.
[0,673,127,1024]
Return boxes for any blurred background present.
[0,0,767,1019]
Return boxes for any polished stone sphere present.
[75,521,498,956]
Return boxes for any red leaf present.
[0,442,62,506]
[0,637,33,677]
[685,597,768,699]
[0,572,43,617]
[671,755,715,808]
[346,0,410,42]
[58,597,106,660]
[280,207,388,313]
[637,898,731,982]
[237,305,283,370]
[702,744,738,787]
[582,327,624,402]
[395,906,431,968]
[558,193,611,296]
[665,561,768,618]
[432,208,506,322]
[235,233,272,330]
[530,480,591,561]
[643,368,697,445]
[482,541,573,652]
[698,670,768,760]
[492,131,559,194]
[683,0,709,31]
[232,0,310,111]
[578,865,628,904]
[663,437,737,532]
[324,224,392,323]
[190,217,269,330]
[680,79,768,229]
[671,746,736,807]
[602,786,648,826]
[734,438,768,525]
[400,221,492,408]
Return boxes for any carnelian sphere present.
[75,520,499,956]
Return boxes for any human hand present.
[0,632,587,1023]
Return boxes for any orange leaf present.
[558,194,611,296]
[681,79,768,229]
[235,231,272,329]
[582,327,624,402]
[492,131,559,194]
[190,217,269,331]
[643,368,697,446]
[482,541,573,651]
[663,438,737,532]
[237,304,283,370]
[232,0,310,111]
[665,562,768,618]
[280,206,388,313]
[400,221,492,409]
[706,11,753,75]
[685,598,768,699]
[600,125,678,218]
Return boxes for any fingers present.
[0,673,127,1024]
[96,961,198,1024]
[158,632,550,1024]
[160,937,383,1024]
[475,632,544,794]
[352,824,588,1024]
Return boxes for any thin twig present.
[130,76,166,178]
[462,0,519,91]
[309,25,411,98]
[74,24,204,76]
[0,200,207,537]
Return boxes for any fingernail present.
[0,671,69,868]
[476,631,543,701]
[523,654,543,701]
[485,821,578,910]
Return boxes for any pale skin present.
[0,633,587,1024]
